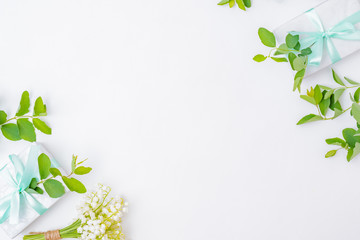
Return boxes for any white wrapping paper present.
[0,143,65,239]
[274,0,360,77]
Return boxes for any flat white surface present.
[1,0,360,239]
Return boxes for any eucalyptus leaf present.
[326,138,346,147]
[16,91,30,117]
[352,103,360,123]
[344,77,360,85]
[38,153,51,180]
[43,179,65,198]
[235,0,246,10]
[0,111,7,125]
[1,124,21,141]
[253,54,267,62]
[62,176,87,194]
[74,166,92,175]
[258,28,276,48]
[33,118,51,135]
[49,168,62,177]
[300,95,316,105]
[17,118,36,142]
[285,34,299,49]
[332,69,345,86]
[325,150,337,158]
[34,97,47,116]
[297,114,323,125]
[271,57,288,62]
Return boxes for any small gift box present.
[274,0,360,77]
[0,143,64,239]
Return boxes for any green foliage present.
[254,30,312,92]
[218,0,251,10]
[27,154,91,198]
[0,91,51,142]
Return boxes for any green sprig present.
[217,0,251,10]
[26,154,92,198]
[254,27,312,92]
[0,91,51,142]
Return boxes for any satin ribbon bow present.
[291,9,360,66]
[0,144,49,224]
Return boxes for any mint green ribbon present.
[0,145,50,224]
[291,9,360,66]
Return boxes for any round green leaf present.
[253,54,267,62]
[258,28,276,47]
[38,153,51,180]
[325,150,337,158]
[49,168,62,177]
[43,179,65,198]
[16,91,30,117]
[1,123,21,141]
[0,111,7,125]
[74,166,92,175]
[17,118,36,142]
[33,118,51,135]
[285,34,299,49]
[62,177,87,194]
[34,97,47,116]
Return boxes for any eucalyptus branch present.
[0,91,51,142]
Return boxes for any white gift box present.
[274,0,360,77]
[0,143,65,239]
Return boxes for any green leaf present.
[318,85,332,91]
[293,56,306,71]
[319,97,330,116]
[325,150,337,158]
[229,0,235,7]
[332,69,345,86]
[326,138,346,147]
[314,85,322,104]
[35,187,44,194]
[294,42,301,51]
[333,108,343,119]
[43,179,65,198]
[243,0,251,7]
[16,91,30,117]
[343,128,360,148]
[288,52,297,70]
[29,178,38,189]
[275,44,289,55]
[26,188,40,195]
[253,54,267,62]
[62,176,87,194]
[235,0,246,10]
[258,28,276,47]
[354,87,360,102]
[49,168,62,177]
[33,118,51,135]
[285,34,299,49]
[0,111,7,125]
[350,142,360,161]
[324,89,334,99]
[1,124,21,141]
[352,103,360,123]
[217,0,230,5]
[300,47,312,56]
[347,148,354,162]
[333,88,345,103]
[300,95,316,105]
[33,97,47,116]
[297,114,323,125]
[344,77,360,85]
[71,157,77,173]
[74,166,92,175]
[293,69,305,92]
[17,118,36,142]
[38,153,51,180]
[271,57,288,62]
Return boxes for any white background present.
[2,0,360,239]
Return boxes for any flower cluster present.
[76,184,128,240]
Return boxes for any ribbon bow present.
[291,9,360,66]
[0,144,50,224]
